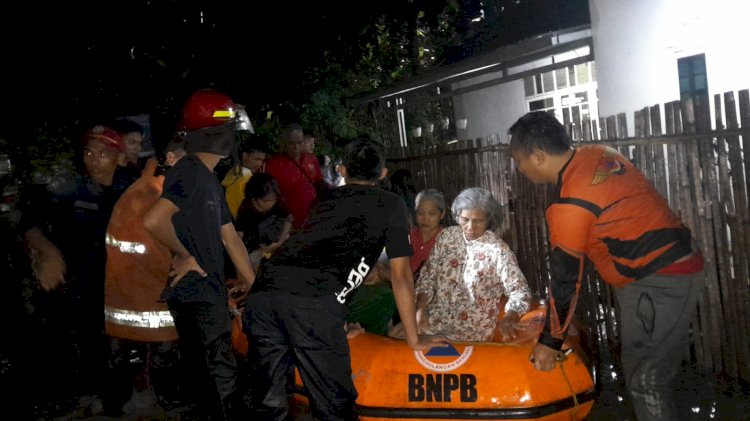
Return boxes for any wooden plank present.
[650,105,669,200]
[511,169,535,290]
[617,113,629,139]
[607,116,618,140]
[535,183,551,293]
[599,117,608,140]
[723,91,750,380]
[700,96,738,377]
[672,112,723,372]
[665,101,708,369]
[677,140,714,371]
[650,104,662,136]
[712,93,740,377]
[740,90,750,215]
[635,109,645,138]
[695,94,712,134]
[665,102,680,209]
[635,108,651,182]
[582,118,592,142]
[738,89,750,381]
[681,97,725,373]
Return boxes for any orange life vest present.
[104,159,178,342]
[548,145,692,287]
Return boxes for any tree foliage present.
[294,0,589,150]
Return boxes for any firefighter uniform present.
[105,159,176,342]
[104,159,180,413]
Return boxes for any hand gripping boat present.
[292,302,596,420]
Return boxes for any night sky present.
[3,2,337,139]
[1,1,589,142]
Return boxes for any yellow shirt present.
[221,166,252,218]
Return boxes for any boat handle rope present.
[528,348,579,419]
[555,349,579,420]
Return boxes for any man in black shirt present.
[244,139,448,421]
[144,89,255,420]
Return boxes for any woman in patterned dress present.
[392,187,531,342]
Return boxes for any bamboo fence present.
[386,89,750,382]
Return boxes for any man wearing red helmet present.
[20,125,131,416]
[144,89,255,421]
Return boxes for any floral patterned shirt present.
[415,225,531,341]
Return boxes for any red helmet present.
[179,89,237,131]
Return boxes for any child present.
[234,173,292,271]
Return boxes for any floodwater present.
[587,361,750,420]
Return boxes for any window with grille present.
[523,62,599,133]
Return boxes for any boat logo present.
[414,344,473,372]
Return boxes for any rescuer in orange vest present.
[103,137,186,416]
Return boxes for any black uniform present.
[160,155,237,420]
[245,184,412,421]
[18,171,128,408]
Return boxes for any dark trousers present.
[106,338,181,412]
[615,271,705,421]
[168,298,238,421]
[244,292,358,421]
[35,279,108,400]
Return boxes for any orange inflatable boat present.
[292,302,595,420]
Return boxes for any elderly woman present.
[410,189,446,278]
[392,187,531,342]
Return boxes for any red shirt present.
[263,152,323,229]
[409,227,443,275]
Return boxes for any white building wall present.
[452,78,527,143]
[590,0,750,133]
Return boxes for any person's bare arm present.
[24,227,66,291]
[144,197,205,285]
[390,256,449,351]
[414,292,430,333]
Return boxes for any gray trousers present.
[615,270,704,421]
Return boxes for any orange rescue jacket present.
[104,159,178,342]
[540,145,695,349]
